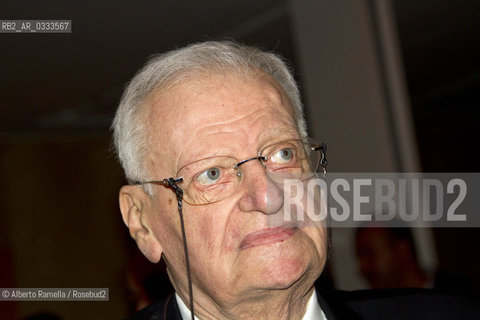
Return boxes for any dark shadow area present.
[392,0,480,297]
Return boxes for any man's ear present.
[119,185,162,263]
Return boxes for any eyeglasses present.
[134,137,327,205]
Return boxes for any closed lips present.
[240,227,296,249]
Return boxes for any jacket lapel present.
[317,289,365,320]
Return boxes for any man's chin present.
[232,232,323,291]
[255,258,309,290]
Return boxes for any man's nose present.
[237,160,284,215]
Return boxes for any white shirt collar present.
[303,289,327,320]
[175,289,327,320]
[176,293,199,320]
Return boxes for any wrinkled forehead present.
[142,71,298,173]
[149,70,293,117]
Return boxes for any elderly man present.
[113,41,478,320]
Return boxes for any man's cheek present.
[150,210,183,247]
[195,214,222,252]
[302,227,327,253]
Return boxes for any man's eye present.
[272,148,294,163]
[197,167,222,185]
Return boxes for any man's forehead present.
[146,72,294,131]
[143,71,298,172]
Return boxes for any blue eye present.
[197,167,221,185]
[272,148,294,163]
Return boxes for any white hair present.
[112,40,307,184]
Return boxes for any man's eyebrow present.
[260,127,301,141]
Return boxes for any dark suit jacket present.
[126,288,480,320]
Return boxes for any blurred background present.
[1,0,479,319]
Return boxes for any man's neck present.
[176,286,317,320]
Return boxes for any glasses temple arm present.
[314,143,328,176]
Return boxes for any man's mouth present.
[240,227,296,249]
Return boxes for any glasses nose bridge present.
[233,155,267,176]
